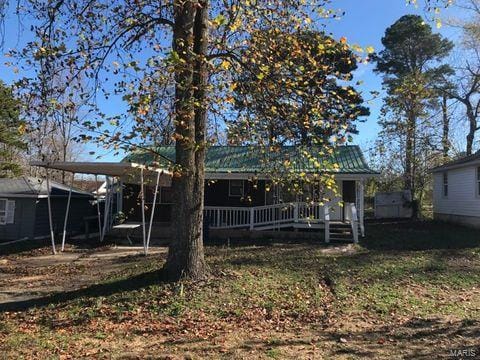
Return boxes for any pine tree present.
[0,81,25,178]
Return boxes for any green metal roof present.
[123,145,377,175]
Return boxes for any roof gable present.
[124,145,377,175]
[0,177,93,197]
[432,151,480,173]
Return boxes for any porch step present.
[329,223,355,242]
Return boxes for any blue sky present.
[0,0,466,161]
[324,0,464,156]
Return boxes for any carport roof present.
[30,161,171,177]
[29,161,172,186]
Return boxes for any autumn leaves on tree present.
[372,15,453,213]
[4,0,374,280]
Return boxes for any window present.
[0,199,15,225]
[229,180,244,197]
[477,166,480,197]
[0,199,6,225]
[443,172,448,197]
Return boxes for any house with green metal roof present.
[125,145,377,177]
[121,145,378,242]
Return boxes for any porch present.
[204,202,363,243]
[120,178,367,243]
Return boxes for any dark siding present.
[204,180,266,207]
[122,180,268,224]
[33,198,96,238]
[122,184,172,222]
[0,198,36,242]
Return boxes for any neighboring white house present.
[431,151,480,228]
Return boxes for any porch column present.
[95,175,102,241]
[146,170,161,254]
[45,169,57,254]
[140,167,147,254]
[324,205,330,243]
[101,176,111,242]
[359,180,365,237]
[61,172,75,252]
[117,180,123,214]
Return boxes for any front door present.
[342,181,356,221]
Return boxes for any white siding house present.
[432,151,480,228]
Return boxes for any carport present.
[30,161,172,255]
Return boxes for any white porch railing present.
[345,202,359,243]
[205,202,327,228]
[204,202,359,243]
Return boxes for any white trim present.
[0,194,91,199]
[6,200,15,224]
[0,198,7,225]
[0,194,42,199]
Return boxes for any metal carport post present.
[30,161,172,255]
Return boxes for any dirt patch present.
[0,246,167,305]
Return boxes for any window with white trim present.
[229,180,244,197]
[477,166,480,197]
[443,172,448,197]
[0,199,15,225]
[0,199,6,225]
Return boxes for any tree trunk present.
[163,0,208,281]
[405,110,418,218]
[442,94,449,159]
[404,111,415,193]
[466,103,476,156]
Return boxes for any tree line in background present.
[370,1,480,217]
[0,74,86,181]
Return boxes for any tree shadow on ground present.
[0,238,53,256]
[360,220,480,251]
[0,267,166,312]
[213,317,480,359]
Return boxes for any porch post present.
[359,180,365,237]
[324,204,330,243]
[95,175,102,241]
[61,172,75,252]
[101,176,111,242]
[46,169,57,254]
[249,207,254,230]
[146,170,161,254]
[140,167,147,254]
[117,180,123,214]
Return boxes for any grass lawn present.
[1,221,480,359]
